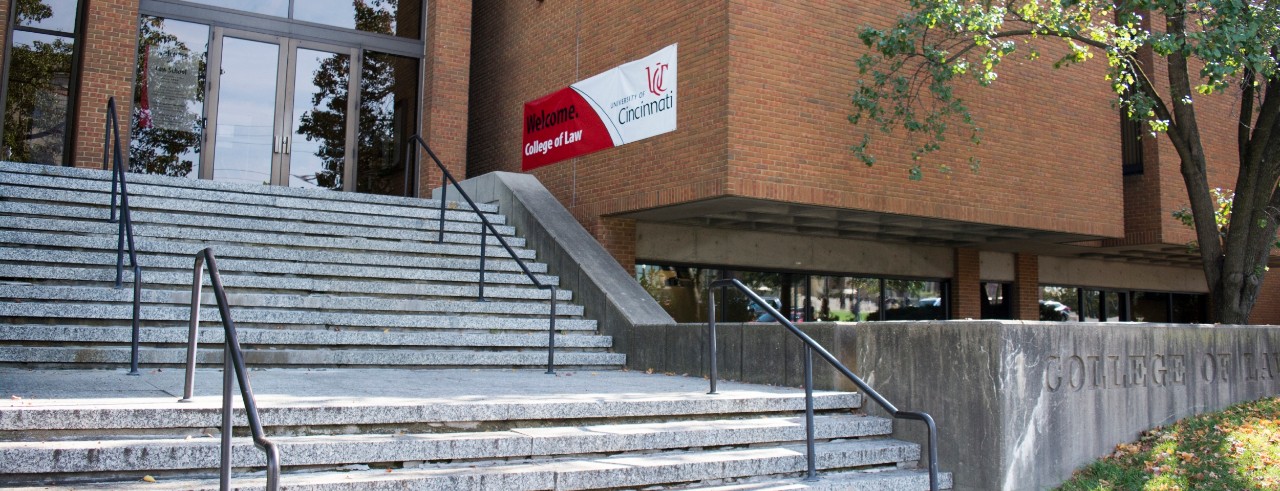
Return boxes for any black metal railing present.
[179,248,281,490]
[405,136,561,373]
[707,278,940,490]
[101,96,143,376]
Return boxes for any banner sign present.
[522,43,678,171]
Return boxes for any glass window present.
[883,279,945,320]
[181,0,288,18]
[132,16,208,177]
[16,0,79,33]
[179,0,421,40]
[1131,292,1170,323]
[3,30,75,164]
[982,282,1013,320]
[1039,286,1078,321]
[1171,294,1207,323]
[289,48,350,189]
[356,51,419,196]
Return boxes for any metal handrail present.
[707,278,940,490]
[179,248,281,490]
[405,136,561,374]
[101,96,143,376]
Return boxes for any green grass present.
[1057,396,1280,490]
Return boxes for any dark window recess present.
[1121,111,1144,176]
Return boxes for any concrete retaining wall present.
[630,320,1280,491]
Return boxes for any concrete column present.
[1014,253,1040,320]
[953,248,981,319]
[72,0,141,168]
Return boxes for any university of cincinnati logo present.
[646,62,669,96]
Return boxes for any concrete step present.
[0,302,598,331]
[0,232,547,275]
[1,215,536,260]
[0,161,500,216]
[3,439,921,490]
[0,184,512,233]
[0,325,612,349]
[0,368,862,433]
[0,415,887,475]
[0,346,624,368]
[0,285,583,317]
[0,201,526,246]
[1,265,572,301]
[1,248,560,286]
[681,469,953,490]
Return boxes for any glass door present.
[202,29,357,189]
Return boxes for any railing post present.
[804,346,817,481]
[128,269,141,376]
[220,342,234,491]
[546,286,557,375]
[477,225,488,301]
[437,173,447,244]
[707,289,718,395]
[180,253,207,402]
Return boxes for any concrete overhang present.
[617,196,1222,268]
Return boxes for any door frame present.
[202,28,361,190]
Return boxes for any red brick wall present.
[954,248,981,319]
[469,0,1129,250]
[468,0,732,250]
[598,217,637,270]
[1249,272,1280,325]
[72,0,139,169]
[419,0,471,191]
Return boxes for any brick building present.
[465,1,1280,325]
[2,0,1275,325]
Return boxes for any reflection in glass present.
[290,48,349,189]
[182,0,287,18]
[1040,285,1079,321]
[15,0,79,33]
[294,0,421,39]
[636,265,717,323]
[132,17,208,178]
[3,31,74,165]
[212,37,280,185]
[883,279,944,320]
[356,51,418,196]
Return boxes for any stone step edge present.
[0,161,500,214]
[0,325,611,348]
[0,415,892,474]
[1,266,573,301]
[680,468,954,490]
[1,217,536,260]
[0,347,626,367]
[0,386,862,431]
[6,439,920,490]
[0,285,584,316]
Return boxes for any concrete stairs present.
[0,161,615,369]
[1,368,950,490]
[0,160,948,489]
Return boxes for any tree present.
[851,0,1280,323]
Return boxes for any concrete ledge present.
[437,172,675,346]
[850,320,1280,491]
[633,320,1280,490]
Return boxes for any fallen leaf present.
[9,395,20,400]
[142,475,157,483]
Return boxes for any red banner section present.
[521,88,613,171]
